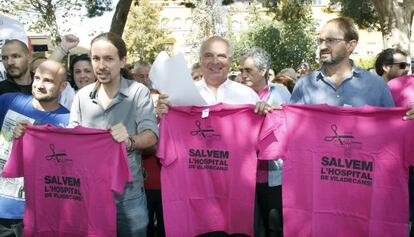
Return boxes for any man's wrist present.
[127,136,136,151]
[59,45,69,55]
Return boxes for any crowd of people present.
[0,15,413,237]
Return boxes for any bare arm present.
[49,34,80,62]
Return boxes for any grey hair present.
[240,47,271,71]
[199,36,233,58]
[133,61,151,70]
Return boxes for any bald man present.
[0,60,69,237]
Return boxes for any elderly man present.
[157,36,266,114]
[239,47,290,237]
[0,60,70,237]
[374,48,410,82]
[131,61,152,88]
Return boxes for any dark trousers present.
[254,184,283,237]
[0,219,23,237]
[146,189,165,237]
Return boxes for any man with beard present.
[0,39,32,95]
[374,48,410,82]
[0,60,69,237]
[290,17,395,107]
[69,32,158,237]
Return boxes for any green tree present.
[0,0,82,44]
[327,0,414,53]
[123,0,172,63]
[229,1,317,72]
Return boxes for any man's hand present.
[403,107,414,120]
[155,94,171,118]
[109,123,129,144]
[14,120,30,139]
[254,101,281,115]
[60,34,80,51]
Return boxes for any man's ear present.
[382,64,391,74]
[260,69,267,78]
[120,57,127,69]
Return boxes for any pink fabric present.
[256,85,271,183]
[387,75,414,107]
[258,85,270,101]
[157,103,278,237]
[3,125,131,237]
[269,104,414,237]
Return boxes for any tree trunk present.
[110,0,133,36]
[372,0,414,53]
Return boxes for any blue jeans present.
[116,183,148,237]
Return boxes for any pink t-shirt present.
[387,75,414,107]
[157,103,278,237]
[269,104,414,237]
[3,125,132,237]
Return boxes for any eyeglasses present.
[391,62,410,69]
[317,38,347,46]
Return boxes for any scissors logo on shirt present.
[324,124,362,157]
[45,144,72,172]
[190,120,221,144]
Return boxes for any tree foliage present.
[229,1,317,72]
[123,0,172,63]
[85,0,112,17]
[0,0,82,44]
[327,0,414,52]
[326,0,379,30]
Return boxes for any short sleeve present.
[156,116,178,167]
[111,142,132,194]
[135,85,159,138]
[2,138,24,178]
[290,79,304,104]
[258,109,289,160]
[380,83,395,108]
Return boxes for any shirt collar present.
[89,76,129,99]
[200,78,230,90]
[317,60,362,81]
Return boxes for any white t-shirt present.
[195,79,259,105]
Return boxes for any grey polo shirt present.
[290,65,395,107]
[69,77,159,194]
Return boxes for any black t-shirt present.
[0,79,32,95]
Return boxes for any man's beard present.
[319,50,346,67]
[6,66,29,79]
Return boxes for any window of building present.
[173,17,183,30]
[185,18,192,30]
[161,18,170,30]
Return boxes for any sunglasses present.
[391,62,410,69]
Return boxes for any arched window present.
[173,17,183,30]
[161,18,170,30]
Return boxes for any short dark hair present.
[69,54,92,89]
[192,62,201,71]
[3,39,29,55]
[327,17,359,42]
[375,48,408,76]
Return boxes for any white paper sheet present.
[149,51,207,106]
